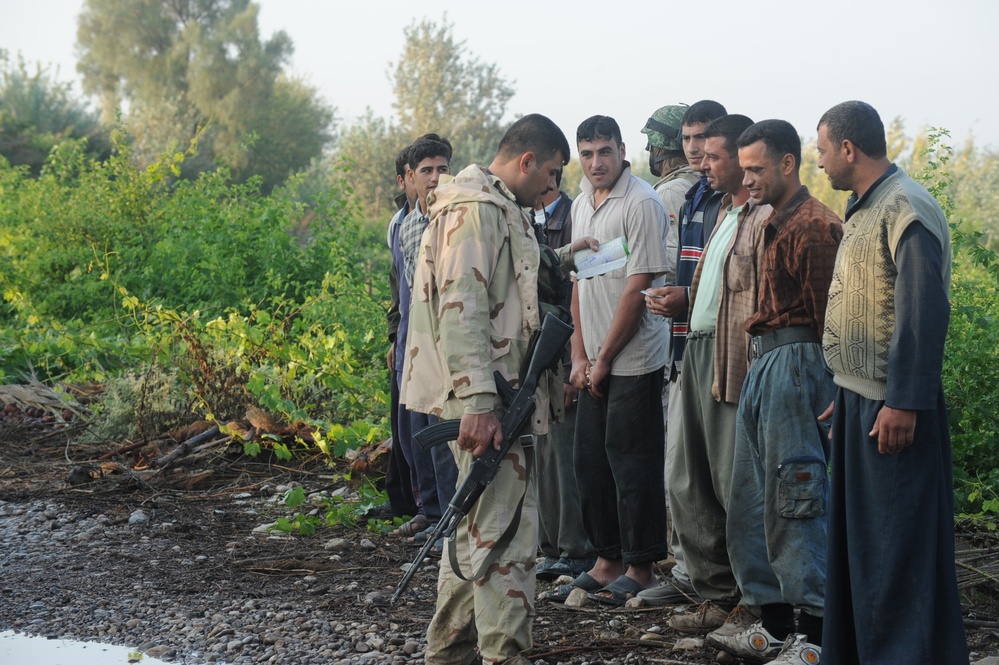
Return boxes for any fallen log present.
[150,425,222,471]
[956,559,999,589]
[98,440,149,461]
[963,618,999,629]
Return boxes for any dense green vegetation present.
[0,137,391,456]
[0,4,996,524]
[917,133,999,524]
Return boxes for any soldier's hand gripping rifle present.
[390,311,573,604]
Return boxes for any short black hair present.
[395,147,410,178]
[737,119,801,171]
[817,101,887,159]
[408,134,452,170]
[496,114,570,166]
[682,100,727,127]
[702,114,755,158]
[576,115,623,146]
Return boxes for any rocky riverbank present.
[0,477,718,665]
[2,438,997,664]
[0,489,441,664]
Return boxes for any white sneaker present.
[706,619,784,662]
[770,633,821,664]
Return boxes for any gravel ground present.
[0,490,441,665]
[0,433,723,665]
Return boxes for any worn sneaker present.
[636,573,703,606]
[668,600,730,634]
[709,605,760,639]
[707,619,784,662]
[770,634,821,664]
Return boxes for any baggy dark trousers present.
[822,387,968,664]
[574,369,668,565]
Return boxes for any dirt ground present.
[1,416,998,664]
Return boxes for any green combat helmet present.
[641,104,688,152]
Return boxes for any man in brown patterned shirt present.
[666,114,771,635]
[706,119,842,664]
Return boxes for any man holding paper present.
[557,114,672,605]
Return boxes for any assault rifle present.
[390,311,573,604]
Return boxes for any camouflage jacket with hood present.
[401,164,554,434]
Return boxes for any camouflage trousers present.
[425,437,538,665]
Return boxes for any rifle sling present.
[447,442,535,583]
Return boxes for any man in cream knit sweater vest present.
[816,101,967,665]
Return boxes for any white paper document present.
[573,236,629,280]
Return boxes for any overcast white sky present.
[2,0,997,159]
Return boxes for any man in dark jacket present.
[533,177,595,582]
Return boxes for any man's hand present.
[570,358,592,392]
[386,342,395,372]
[571,236,600,254]
[564,383,578,410]
[644,285,687,318]
[457,411,504,458]
[870,406,917,455]
[817,401,834,440]
[588,357,610,399]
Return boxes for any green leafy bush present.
[0,132,393,459]
[946,244,999,523]
[1,135,354,326]
[914,130,999,524]
[84,366,188,443]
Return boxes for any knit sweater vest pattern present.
[822,168,951,401]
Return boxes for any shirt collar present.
[845,163,898,221]
[720,193,762,217]
[581,162,633,203]
[544,193,562,217]
[766,185,811,231]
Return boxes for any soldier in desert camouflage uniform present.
[401,114,575,665]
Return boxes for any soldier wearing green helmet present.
[642,104,689,172]
[641,104,699,286]
[634,102,701,611]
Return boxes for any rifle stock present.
[391,312,573,604]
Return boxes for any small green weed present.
[268,480,392,537]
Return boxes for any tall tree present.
[76,0,333,191]
[335,109,404,221]
[0,51,111,175]
[335,16,517,220]
[390,16,515,171]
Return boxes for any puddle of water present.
[0,630,170,664]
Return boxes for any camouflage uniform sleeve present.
[656,181,688,283]
[555,243,576,274]
[432,201,506,415]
